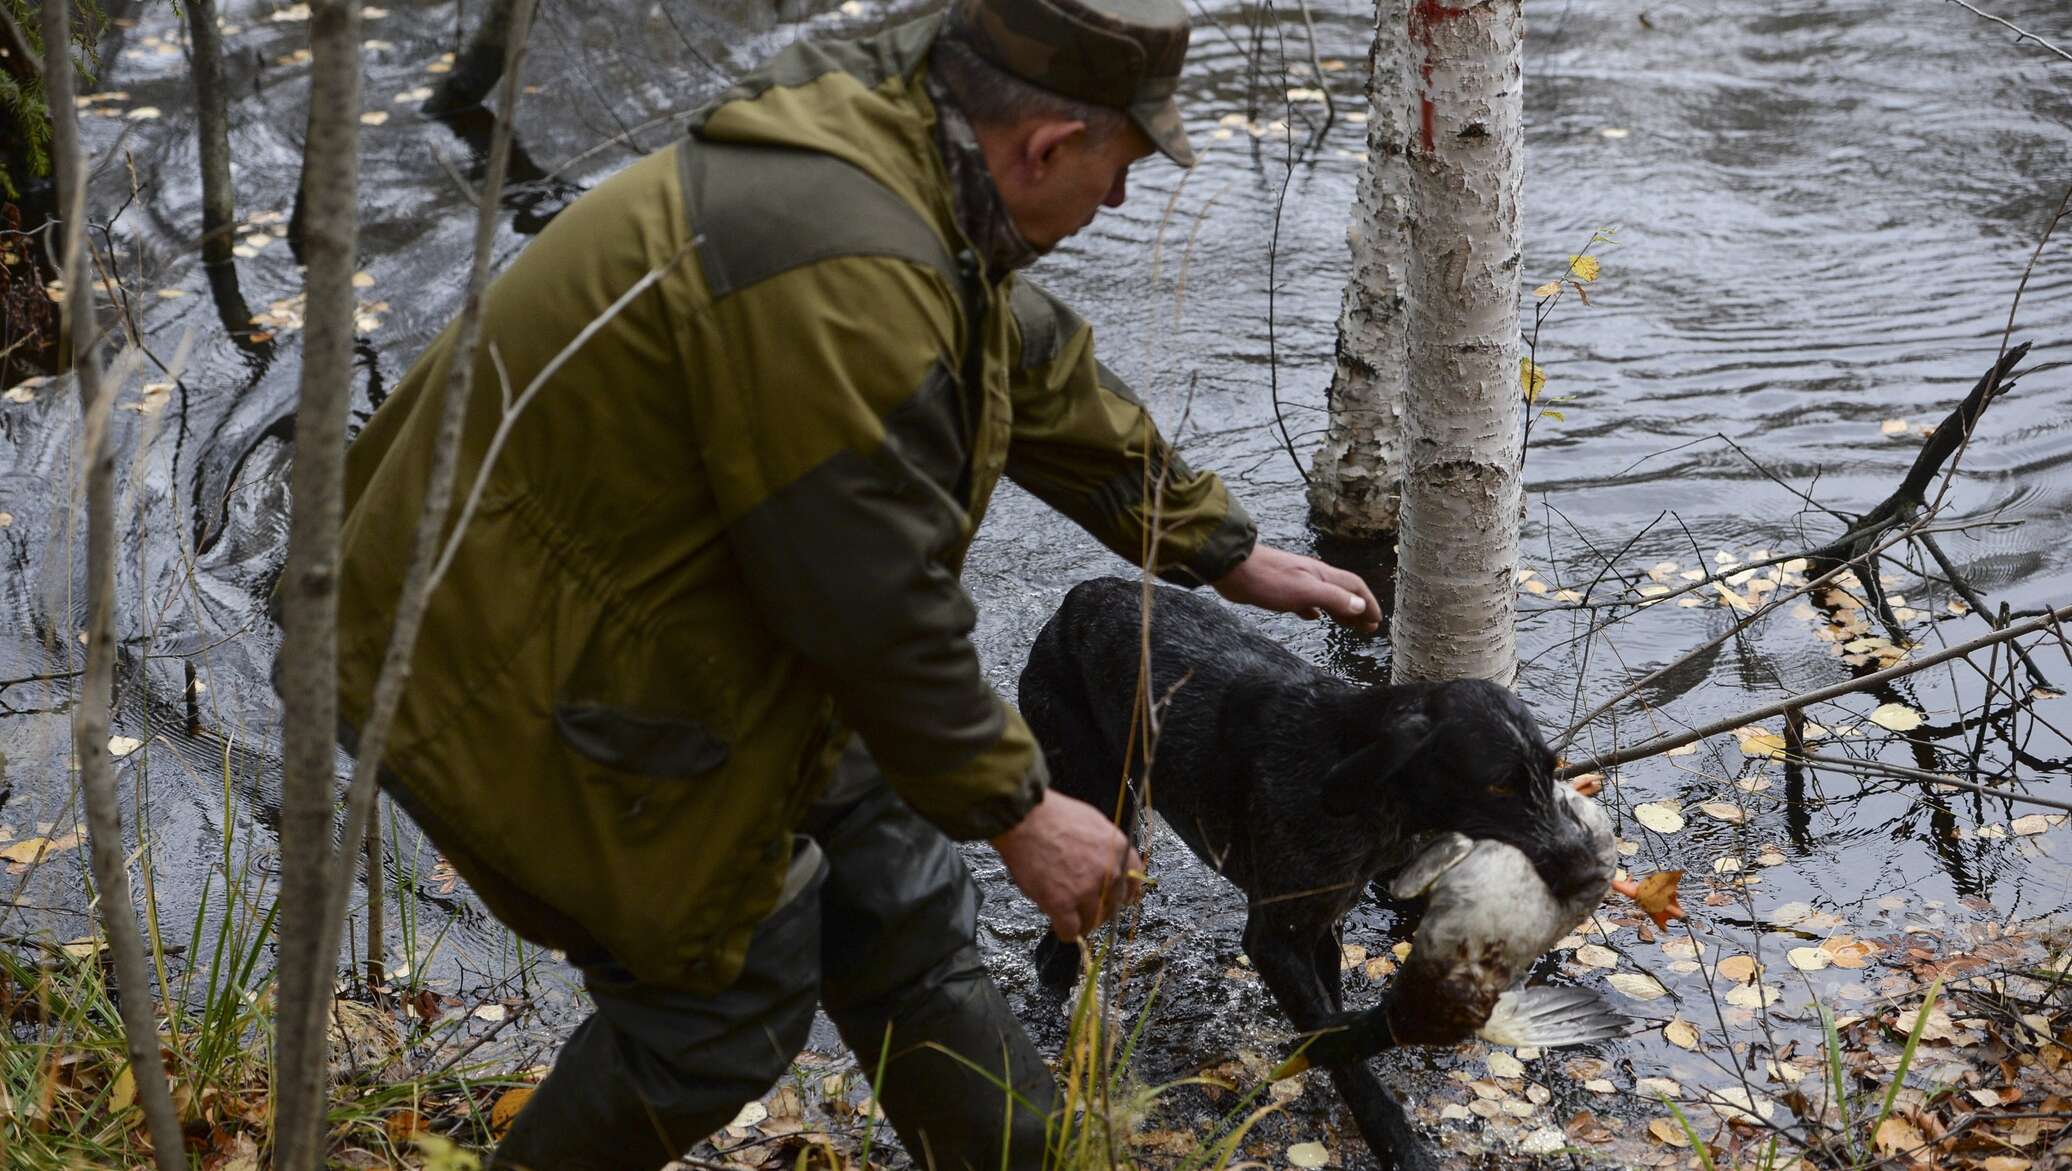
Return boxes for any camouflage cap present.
[949,0,1196,167]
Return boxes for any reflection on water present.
[1,0,2070,1158]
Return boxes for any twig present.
[1559,597,2072,777]
[1943,0,2072,64]
[1293,0,1335,153]
[1264,1,1310,487]
[1794,750,2072,814]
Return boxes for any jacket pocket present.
[552,701,730,778]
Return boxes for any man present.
[333,0,1380,1166]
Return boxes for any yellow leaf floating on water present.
[1521,357,1547,403]
[1880,418,1909,435]
[1699,801,1748,824]
[1487,1050,1526,1079]
[1717,954,1761,984]
[1633,802,1684,833]
[1787,946,1830,971]
[1286,1141,1330,1168]
[1608,972,1668,1001]
[1738,731,1787,760]
[1568,255,1602,282]
[1725,982,1781,1009]
[1869,703,1924,731]
[1574,943,1619,969]
[1663,1019,1701,1050]
[2012,814,2053,836]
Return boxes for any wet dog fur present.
[1018,578,1605,1171]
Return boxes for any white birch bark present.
[1390,0,1524,686]
[1307,0,1414,538]
[272,0,361,1163]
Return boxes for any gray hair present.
[929,34,1129,142]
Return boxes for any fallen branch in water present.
[1556,596,2072,777]
[1792,750,2072,814]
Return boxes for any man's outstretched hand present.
[992,788,1143,942]
[1212,542,1382,633]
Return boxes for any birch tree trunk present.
[41,1,188,1165]
[1307,0,1413,539]
[184,0,236,268]
[272,0,362,1162]
[1389,0,1524,686]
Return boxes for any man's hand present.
[1212,543,1382,633]
[992,788,1143,941]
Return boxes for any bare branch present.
[1558,597,2072,777]
[1943,0,2072,64]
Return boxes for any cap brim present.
[1131,97,1196,168]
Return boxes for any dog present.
[1018,578,1612,1171]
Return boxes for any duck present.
[1278,783,1628,1074]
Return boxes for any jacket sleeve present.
[1003,278,1257,586]
[693,256,1044,840]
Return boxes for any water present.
[2,0,2070,1162]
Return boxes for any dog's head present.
[1321,679,1610,903]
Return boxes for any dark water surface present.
[2,0,2070,1162]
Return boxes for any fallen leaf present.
[1583,1078,1615,1094]
[1725,982,1780,1009]
[1286,1141,1329,1168]
[1488,1050,1526,1079]
[1717,955,1761,984]
[1787,946,1830,971]
[125,106,162,120]
[360,110,390,125]
[1520,1128,1566,1155]
[1869,702,1924,732]
[1738,732,1788,760]
[2012,814,2051,836]
[1574,943,1619,969]
[490,1086,534,1136]
[1647,1118,1690,1147]
[1710,1086,1775,1124]
[1698,801,1747,824]
[1873,1114,1923,1157]
[1608,972,1668,1001]
[1634,803,1685,834]
[108,735,143,757]
[386,1107,429,1143]
[472,1003,507,1022]
[1822,937,1877,969]
[1663,1019,1701,1050]
[1880,418,1909,435]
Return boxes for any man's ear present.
[1022,118,1088,177]
[1320,713,1437,816]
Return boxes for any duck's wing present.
[1478,986,1630,1048]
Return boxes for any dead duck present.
[1280,783,1627,1073]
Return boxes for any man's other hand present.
[1212,543,1382,633]
[991,788,1143,941]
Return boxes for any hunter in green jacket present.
[335,0,1379,1165]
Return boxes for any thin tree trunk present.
[1389,0,1525,686]
[1308,0,1413,539]
[424,0,516,116]
[347,0,538,991]
[271,0,362,1163]
[41,0,187,1165]
[185,0,236,268]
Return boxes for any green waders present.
[489,739,1061,1171]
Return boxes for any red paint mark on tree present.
[1409,0,1469,154]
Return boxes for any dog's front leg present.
[1245,915,1435,1171]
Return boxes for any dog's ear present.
[1321,713,1438,815]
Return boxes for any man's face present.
[998,121,1158,253]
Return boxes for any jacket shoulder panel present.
[680,139,966,301]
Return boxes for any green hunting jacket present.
[334,14,1255,994]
